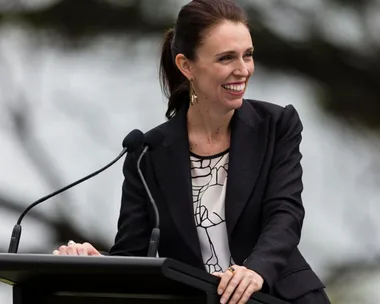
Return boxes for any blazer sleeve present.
[108,150,152,256]
[243,104,305,289]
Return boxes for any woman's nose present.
[233,59,251,77]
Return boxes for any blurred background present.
[0,0,380,303]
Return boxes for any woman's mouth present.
[221,83,246,95]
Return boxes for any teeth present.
[222,83,245,92]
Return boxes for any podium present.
[0,253,288,304]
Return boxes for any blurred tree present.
[324,257,380,303]
[0,0,378,129]
[0,96,111,253]
[0,47,112,253]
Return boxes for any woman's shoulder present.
[241,99,303,138]
[243,99,295,117]
[142,116,183,148]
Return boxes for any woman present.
[54,0,330,303]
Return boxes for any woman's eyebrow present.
[215,47,254,57]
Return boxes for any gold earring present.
[189,81,198,106]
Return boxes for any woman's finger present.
[238,284,256,304]
[58,245,68,255]
[217,269,234,295]
[67,240,76,246]
[77,244,88,256]
[228,276,251,304]
[220,268,244,304]
[66,244,79,255]
[83,242,101,256]
[65,240,80,255]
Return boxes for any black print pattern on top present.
[191,151,232,273]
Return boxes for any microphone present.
[8,129,145,254]
[136,129,165,257]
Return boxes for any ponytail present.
[159,28,189,119]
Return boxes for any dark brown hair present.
[159,0,249,119]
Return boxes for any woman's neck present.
[187,102,233,144]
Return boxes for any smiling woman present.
[160,0,254,121]
[53,1,330,304]
[177,20,254,111]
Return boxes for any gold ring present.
[227,266,236,274]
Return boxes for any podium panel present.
[0,253,288,304]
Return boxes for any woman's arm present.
[243,104,305,289]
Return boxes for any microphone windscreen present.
[144,129,165,150]
[122,129,144,151]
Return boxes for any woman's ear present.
[175,54,194,81]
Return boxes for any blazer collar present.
[225,100,269,238]
[152,103,203,261]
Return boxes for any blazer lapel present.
[151,106,203,262]
[225,100,269,238]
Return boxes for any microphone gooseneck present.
[137,146,159,229]
[8,129,144,254]
[136,129,164,257]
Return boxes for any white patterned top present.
[190,150,232,273]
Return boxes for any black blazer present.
[109,99,325,302]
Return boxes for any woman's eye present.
[219,55,233,61]
[218,52,253,62]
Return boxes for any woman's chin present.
[225,97,244,110]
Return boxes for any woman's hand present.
[52,240,102,256]
[212,265,263,304]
